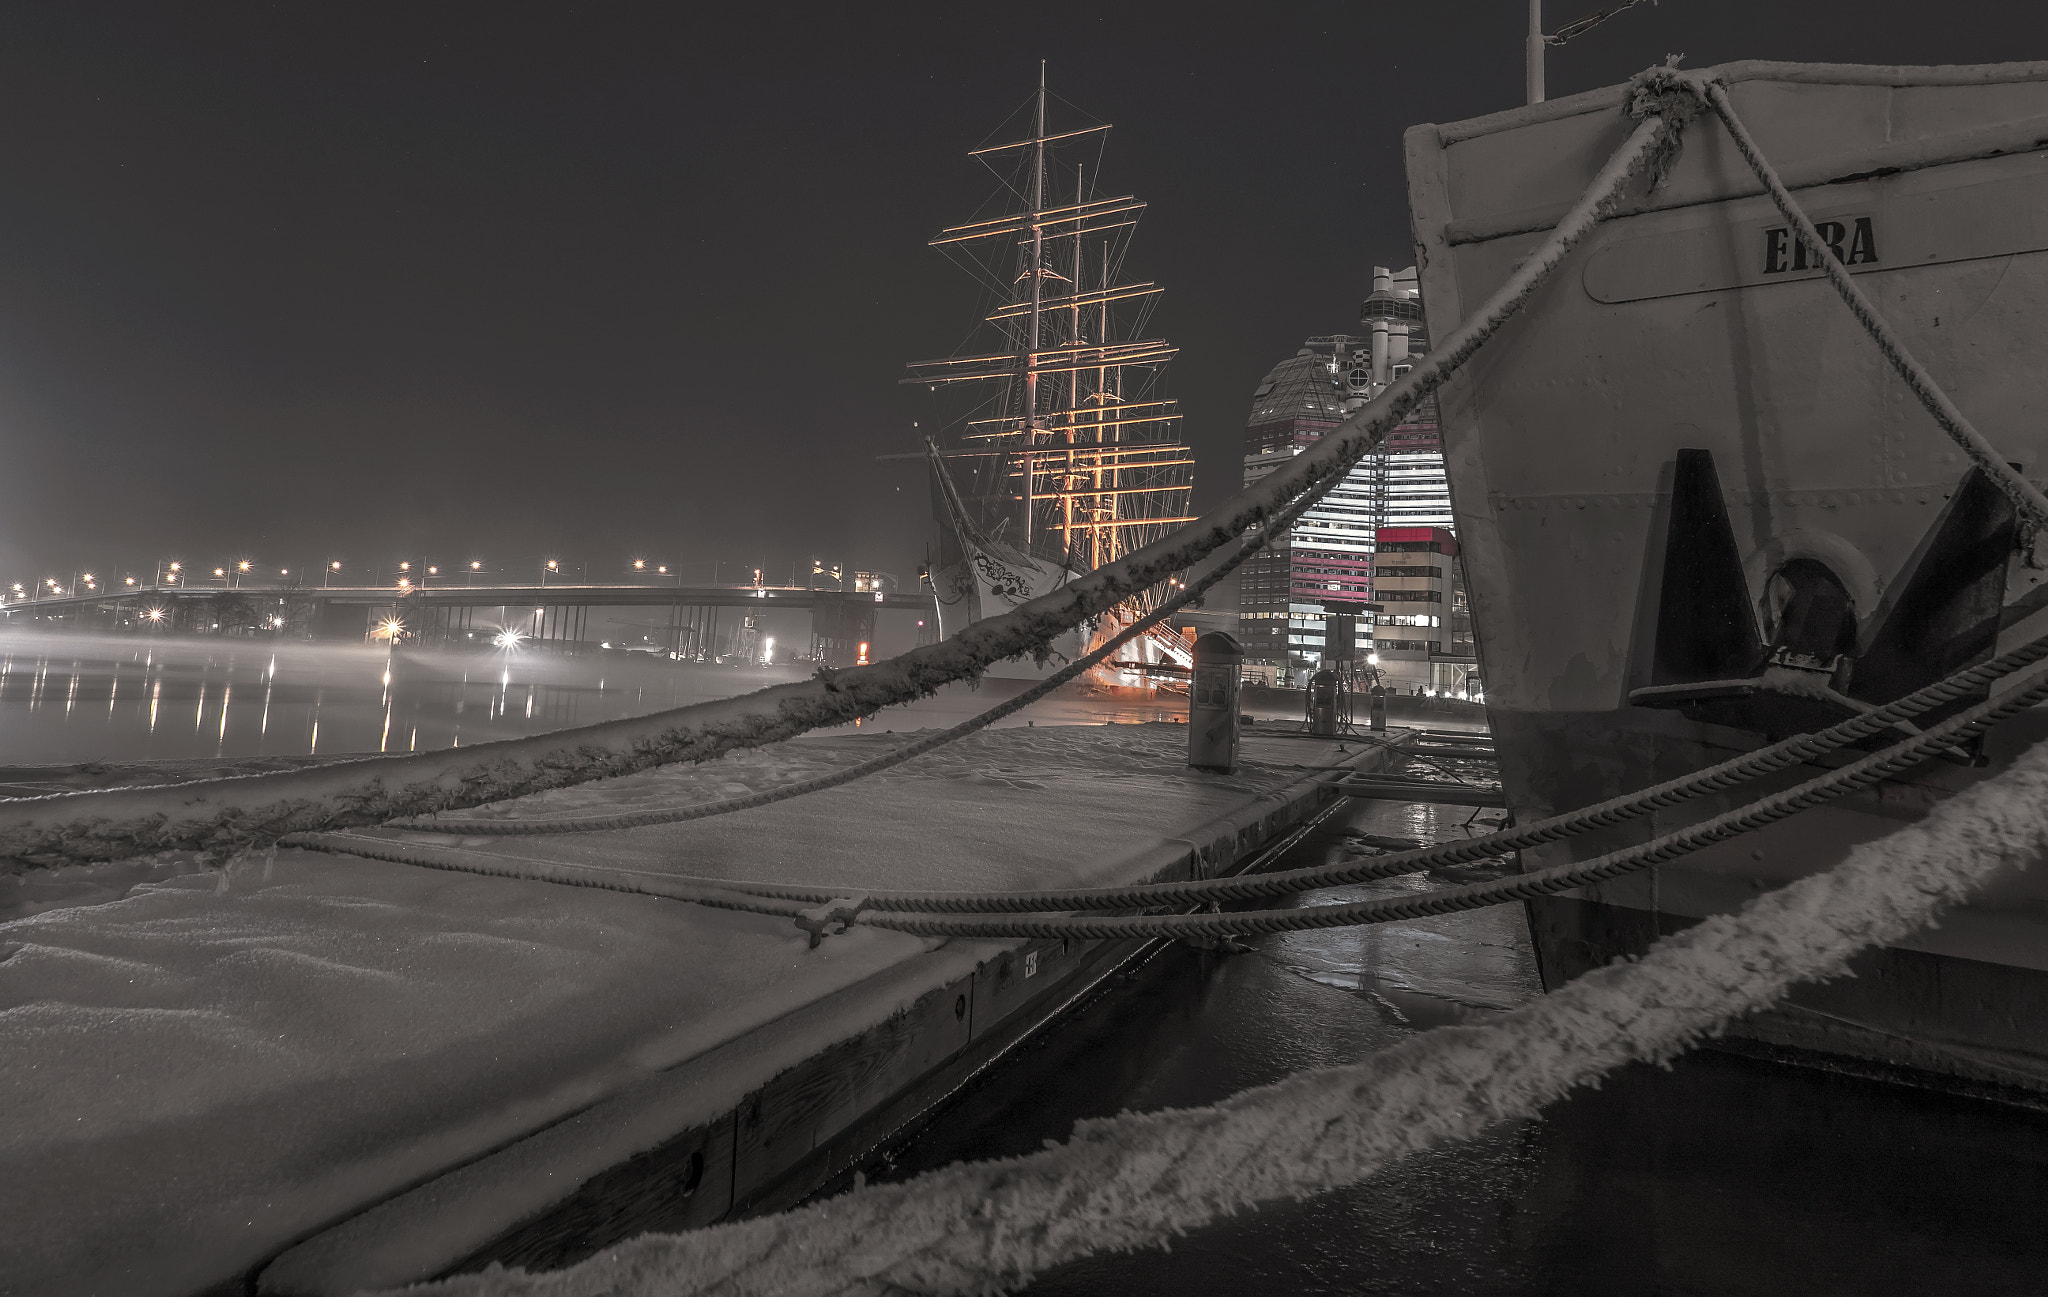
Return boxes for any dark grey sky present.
[1,2,2042,588]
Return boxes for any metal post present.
[1526,0,1545,105]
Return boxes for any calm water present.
[867,796,2048,1296]
[0,630,1213,767]
[0,630,813,765]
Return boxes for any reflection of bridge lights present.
[493,628,525,650]
[762,636,774,665]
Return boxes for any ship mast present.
[1021,60,1047,546]
[905,68,1194,606]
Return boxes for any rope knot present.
[1624,59,1712,191]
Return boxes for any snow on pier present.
[0,722,1363,1297]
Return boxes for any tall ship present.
[1409,60,2048,1096]
[907,67,1196,685]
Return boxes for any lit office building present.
[1235,266,1453,684]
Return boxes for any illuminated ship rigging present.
[907,64,1196,685]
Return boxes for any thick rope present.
[0,106,1684,870]
[845,666,2048,940]
[382,436,1332,837]
[323,625,2048,917]
[392,737,2048,1297]
[280,835,810,922]
[1665,67,2048,529]
[297,657,2048,947]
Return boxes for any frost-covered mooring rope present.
[378,431,1329,838]
[296,658,2048,945]
[393,737,2048,1297]
[513,626,2048,913]
[820,664,2048,940]
[0,98,1685,870]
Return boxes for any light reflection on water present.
[0,631,810,765]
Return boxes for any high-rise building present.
[1235,266,1455,685]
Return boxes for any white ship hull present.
[1409,59,2048,1095]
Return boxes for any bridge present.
[0,581,938,666]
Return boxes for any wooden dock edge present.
[257,742,1389,1296]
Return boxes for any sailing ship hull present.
[930,547,1087,682]
[1408,60,2048,1096]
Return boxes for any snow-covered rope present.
[840,664,2048,940]
[1658,65,2048,529]
[293,660,2048,946]
[653,628,2048,913]
[392,738,2048,1297]
[377,441,1319,837]
[0,100,1686,870]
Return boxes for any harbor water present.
[0,630,1221,769]
[866,797,2048,1296]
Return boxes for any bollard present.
[1369,683,1388,732]
[1187,631,1243,772]
[1306,668,1341,737]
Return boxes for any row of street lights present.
[2,557,846,604]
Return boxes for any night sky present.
[3,2,2046,590]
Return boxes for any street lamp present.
[543,559,558,586]
[327,560,342,587]
[469,560,482,586]
[235,560,251,588]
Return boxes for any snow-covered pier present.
[0,721,1380,1296]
